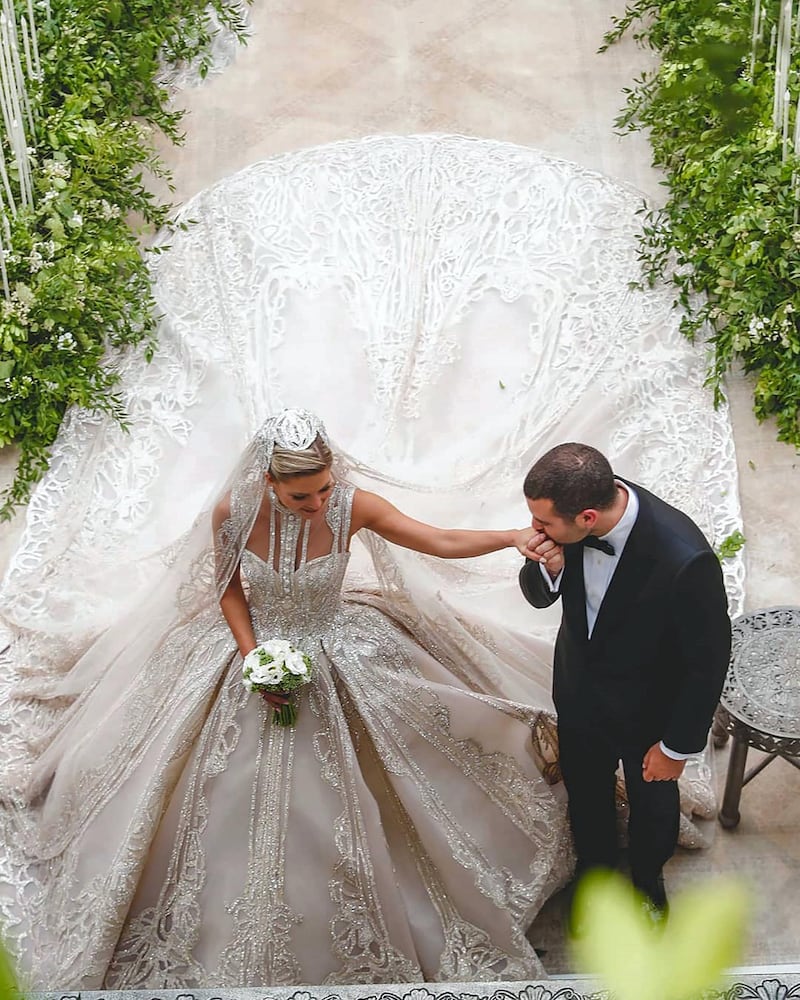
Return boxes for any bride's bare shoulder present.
[212,490,272,530]
[350,488,389,531]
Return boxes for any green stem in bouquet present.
[272,699,298,727]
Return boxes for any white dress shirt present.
[539,482,689,761]
[581,483,638,637]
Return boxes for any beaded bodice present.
[242,482,354,645]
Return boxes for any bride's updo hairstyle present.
[268,434,333,482]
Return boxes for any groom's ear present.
[577,509,598,530]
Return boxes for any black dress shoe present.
[633,872,669,918]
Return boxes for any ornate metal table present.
[715,606,800,829]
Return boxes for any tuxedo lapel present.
[563,541,589,640]
[588,487,657,645]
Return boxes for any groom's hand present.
[642,742,686,782]
[520,530,564,578]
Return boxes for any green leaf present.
[571,870,748,1000]
[571,872,662,1000]
[716,529,746,560]
[0,935,22,1000]
[662,880,748,999]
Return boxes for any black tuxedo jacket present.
[519,480,731,753]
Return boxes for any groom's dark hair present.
[523,443,617,519]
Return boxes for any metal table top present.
[720,606,800,740]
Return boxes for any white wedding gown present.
[0,135,744,989]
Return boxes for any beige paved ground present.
[1,0,798,974]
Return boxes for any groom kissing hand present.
[518,443,731,914]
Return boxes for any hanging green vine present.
[603,0,800,447]
[0,0,247,520]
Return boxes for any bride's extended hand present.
[513,527,539,557]
[518,529,564,577]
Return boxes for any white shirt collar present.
[598,480,639,555]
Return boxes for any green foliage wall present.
[0,0,246,520]
[605,0,800,448]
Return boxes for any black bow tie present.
[583,535,615,556]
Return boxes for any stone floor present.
[1,0,799,977]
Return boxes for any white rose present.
[243,647,267,671]
[262,639,291,664]
[285,651,309,676]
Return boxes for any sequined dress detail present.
[4,483,572,988]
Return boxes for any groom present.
[518,443,730,912]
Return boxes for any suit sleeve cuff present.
[659,741,693,761]
[538,561,563,592]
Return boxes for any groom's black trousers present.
[557,720,680,890]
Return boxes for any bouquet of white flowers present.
[242,640,313,727]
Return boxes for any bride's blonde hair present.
[269,433,333,482]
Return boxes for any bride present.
[0,407,573,989]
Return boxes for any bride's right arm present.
[219,572,258,658]
[213,496,258,658]
[350,488,536,558]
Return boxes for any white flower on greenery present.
[42,189,58,206]
[98,199,121,220]
[747,316,768,342]
[243,645,285,688]
[28,248,44,272]
[56,331,76,351]
[11,286,34,323]
[243,647,266,671]
[44,160,70,179]
[285,650,309,676]
[242,640,313,697]
[250,661,284,686]
[263,638,293,660]
[14,283,34,308]
[68,212,83,229]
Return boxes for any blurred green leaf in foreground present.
[0,937,22,1000]
[570,869,749,1000]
